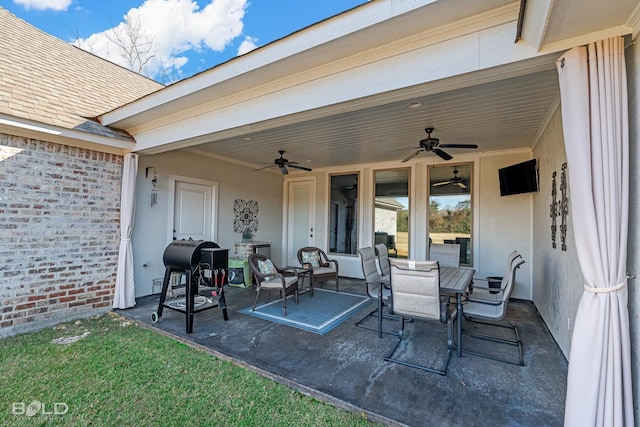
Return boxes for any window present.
[429,164,472,265]
[329,173,359,255]
[374,169,409,258]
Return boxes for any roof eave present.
[0,115,136,155]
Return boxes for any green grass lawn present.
[0,312,377,426]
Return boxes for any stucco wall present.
[0,134,121,337]
[132,150,284,296]
[476,153,533,300]
[531,106,583,356]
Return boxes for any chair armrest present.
[471,277,499,290]
[466,295,502,306]
[471,277,488,286]
[470,277,505,297]
[440,295,453,323]
[256,272,285,282]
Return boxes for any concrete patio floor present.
[117,277,568,427]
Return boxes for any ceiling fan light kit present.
[401,127,478,162]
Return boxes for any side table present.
[285,266,314,296]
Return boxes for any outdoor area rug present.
[239,288,373,334]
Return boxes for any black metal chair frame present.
[384,260,456,376]
[460,254,526,366]
[354,247,399,337]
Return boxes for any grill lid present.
[162,240,219,271]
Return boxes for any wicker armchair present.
[296,247,339,292]
[247,253,299,315]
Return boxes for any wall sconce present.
[146,166,158,207]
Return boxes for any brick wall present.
[0,133,122,337]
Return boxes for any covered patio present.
[101,1,638,424]
[117,279,568,427]
[0,0,637,424]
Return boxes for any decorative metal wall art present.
[550,171,558,249]
[146,166,158,207]
[233,199,259,241]
[559,163,569,251]
[549,163,569,251]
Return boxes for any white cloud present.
[237,36,258,56]
[13,0,72,11]
[74,0,249,81]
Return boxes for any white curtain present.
[113,153,138,309]
[557,38,633,426]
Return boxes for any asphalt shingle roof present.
[0,7,163,141]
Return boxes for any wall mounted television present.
[498,159,539,196]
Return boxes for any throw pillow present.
[301,251,321,268]
[257,259,278,281]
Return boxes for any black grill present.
[162,240,219,271]
[152,239,229,333]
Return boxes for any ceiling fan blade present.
[289,164,312,172]
[457,182,468,189]
[401,150,422,163]
[279,166,289,175]
[439,144,478,149]
[254,164,276,172]
[433,148,453,161]
[392,146,422,152]
[432,181,451,187]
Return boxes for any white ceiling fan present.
[432,167,467,189]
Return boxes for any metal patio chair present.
[385,259,456,375]
[355,246,398,337]
[462,251,526,365]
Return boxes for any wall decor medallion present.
[233,199,259,241]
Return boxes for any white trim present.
[0,114,135,154]
[627,1,640,39]
[531,94,561,151]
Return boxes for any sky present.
[2,0,368,83]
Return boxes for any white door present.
[173,181,213,241]
[287,180,315,265]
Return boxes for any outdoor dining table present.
[439,266,475,357]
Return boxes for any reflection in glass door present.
[374,169,409,258]
[329,173,359,255]
[428,164,472,265]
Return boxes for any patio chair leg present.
[355,303,400,337]
[282,295,286,316]
[460,317,524,366]
[384,317,451,376]
[252,289,261,311]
